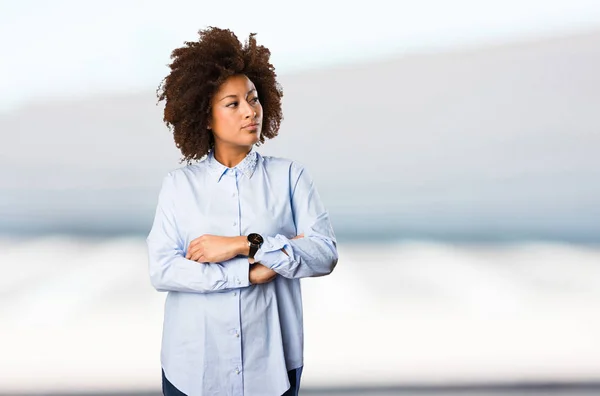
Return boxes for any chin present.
[235,140,259,149]
[247,135,261,145]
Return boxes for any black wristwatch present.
[247,233,264,260]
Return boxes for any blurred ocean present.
[1,235,600,394]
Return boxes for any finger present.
[189,236,205,247]
[190,246,203,260]
[187,246,202,260]
[186,244,196,255]
[185,246,196,259]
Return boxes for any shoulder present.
[161,158,210,185]
[258,153,307,174]
[257,153,316,193]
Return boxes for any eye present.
[250,97,260,104]
[226,102,238,108]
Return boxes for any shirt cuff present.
[226,257,251,288]
[254,235,293,270]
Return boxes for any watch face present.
[248,233,264,245]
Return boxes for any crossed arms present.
[147,163,338,293]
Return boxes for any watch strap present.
[248,244,259,259]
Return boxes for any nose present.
[242,100,256,119]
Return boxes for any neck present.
[213,144,252,168]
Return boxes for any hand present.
[186,235,241,263]
[249,264,277,285]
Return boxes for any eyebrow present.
[219,88,257,102]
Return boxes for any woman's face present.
[209,74,263,150]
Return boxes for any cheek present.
[212,109,234,131]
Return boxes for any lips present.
[242,123,259,130]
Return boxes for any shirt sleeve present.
[146,172,250,293]
[254,162,338,279]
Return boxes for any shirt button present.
[235,368,240,374]
[235,332,240,338]
[233,292,237,296]
[233,221,237,226]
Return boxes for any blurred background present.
[1,0,600,395]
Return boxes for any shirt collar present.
[206,148,258,182]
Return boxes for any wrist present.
[237,236,250,256]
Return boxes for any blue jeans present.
[162,367,303,396]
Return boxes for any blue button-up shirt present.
[146,148,338,396]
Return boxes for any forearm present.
[148,243,250,293]
[233,235,250,256]
[255,233,338,279]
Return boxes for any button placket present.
[232,169,241,233]
[226,166,244,394]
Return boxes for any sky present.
[2,0,600,110]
